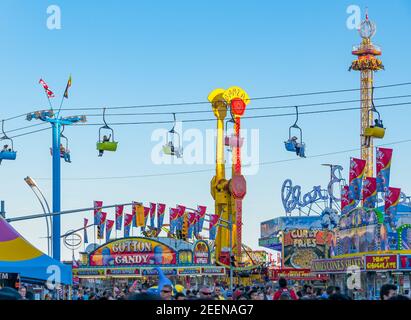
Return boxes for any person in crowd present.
[236,294,248,300]
[160,284,173,300]
[44,294,52,301]
[175,292,186,300]
[258,291,267,300]
[320,286,335,299]
[380,284,398,300]
[198,285,213,300]
[273,278,298,300]
[248,289,259,300]
[213,286,225,300]
[18,286,27,300]
[25,291,35,300]
[300,284,317,300]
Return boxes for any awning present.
[0,217,72,285]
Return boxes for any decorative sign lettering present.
[365,255,397,271]
[311,257,364,273]
[89,237,177,266]
[281,165,344,213]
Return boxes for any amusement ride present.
[3,11,411,293]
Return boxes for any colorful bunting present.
[106,220,114,242]
[115,205,124,231]
[363,177,377,209]
[209,214,219,240]
[157,203,166,229]
[376,147,393,193]
[83,218,89,244]
[124,213,133,237]
[348,158,366,200]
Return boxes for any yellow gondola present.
[364,87,386,139]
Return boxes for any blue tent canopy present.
[0,217,72,285]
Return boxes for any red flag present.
[385,187,401,214]
[39,78,55,98]
[363,177,377,208]
[106,220,115,242]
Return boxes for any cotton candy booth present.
[75,237,226,289]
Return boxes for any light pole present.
[24,176,51,256]
[27,110,86,261]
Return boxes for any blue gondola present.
[284,106,306,158]
[0,120,17,165]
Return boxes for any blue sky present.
[1,0,411,260]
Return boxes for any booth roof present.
[0,217,72,285]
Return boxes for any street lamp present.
[24,176,51,256]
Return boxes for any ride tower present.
[208,86,249,266]
[350,11,384,177]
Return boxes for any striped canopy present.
[0,217,72,285]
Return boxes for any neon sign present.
[281,165,345,213]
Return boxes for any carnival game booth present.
[311,207,411,299]
[259,216,334,288]
[76,237,226,289]
[0,217,72,295]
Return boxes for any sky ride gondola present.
[49,125,71,163]
[0,120,17,165]
[284,106,306,158]
[224,113,244,152]
[96,108,118,157]
[162,113,183,158]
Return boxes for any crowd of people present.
[0,278,409,300]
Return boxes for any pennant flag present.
[124,213,133,237]
[341,185,358,215]
[39,78,55,98]
[376,147,393,193]
[115,205,124,231]
[197,205,207,233]
[132,202,138,228]
[97,212,107,240]
[63,75,72,99]
[385,187,401,221]
[136,203,145,227]
[106,220,114,242]
[348,158,366,200]
[83,218,89,244]
[149,203,157,228]
[209,214,219,240]
[169,208,179,234]
[363,177,378,209]
[143,206,150,227]
[157,203,166,229]
[193,212,200,237]
[93,201,103,225]
[176,205,186,232]
[187,212,197,239]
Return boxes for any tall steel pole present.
[52,121,62,261]
[27,111,86,261]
